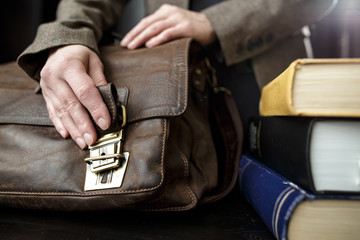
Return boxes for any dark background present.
[0,0,360,64]
[0,1,359,239]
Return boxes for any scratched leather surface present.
[0,38,242,211]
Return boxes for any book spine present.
[259,58,360,117]
[259,60,298,116]
[238,155,309,240]
[247,116,317,192]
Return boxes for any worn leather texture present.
[0,38,243,211]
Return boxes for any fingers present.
[41,75,98,149]
[125,20,174,49]
[120,4,180,49]
[144,25,184,48]
[64,63,110,131]
[120,5,169,48]
[40,45,111,149]
[120,4,216,49]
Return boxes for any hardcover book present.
[238,155,360,240]
[259,58,360,117]
[247,116,360,193]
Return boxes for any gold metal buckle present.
[84,104,129,191]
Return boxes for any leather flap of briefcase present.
[0,39,192,126]
[100,39,191,123]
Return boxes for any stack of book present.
[239,58,360,240]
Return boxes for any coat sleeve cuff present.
[17,22,99,81]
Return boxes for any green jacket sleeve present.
[17,0,126,81]
[202,0,335,65]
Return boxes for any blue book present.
[238,155,360,240]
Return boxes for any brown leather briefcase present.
[0,38,243,211]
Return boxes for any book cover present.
[238,155,360,240]
[259,58,360,117]
[247,116,360,193]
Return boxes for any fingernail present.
[128,41,135,49]
[59,130,66,138]
[84,133,94,146]
[146,40,154,48]
[76,138,86,149]
[98,118,109,130]
[120,39,127,46]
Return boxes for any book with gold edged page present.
[259,58,360,117]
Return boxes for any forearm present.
[17,0,125,81]
[202,0,335,65]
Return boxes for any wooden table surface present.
[0,186,274,240]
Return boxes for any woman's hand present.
[40,45,111,149]
[120,4,216,49]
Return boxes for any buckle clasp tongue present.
[84,104,129,191]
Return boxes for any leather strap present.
[95,83,129,137]
[201,89,243,204]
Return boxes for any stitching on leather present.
[0,117,53,126]
[144,150,197,212]
[0,119,167,196]
[167,151,197,211]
